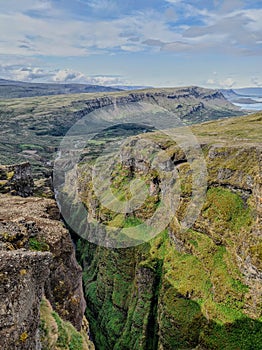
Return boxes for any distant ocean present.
[232,96,262,111]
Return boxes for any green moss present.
[19,332,28,342]
[123,216,143,228]
[69,333,83,350]
[29,237,49,251]
[199,318,262,350]
[250,242,262,269]
[203,187,252,232]
[52,311,69,348]
[6,171,14,180]
[40,297,90,350]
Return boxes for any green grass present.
[19,143,44,151]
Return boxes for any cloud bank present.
[0,1,261,87]
[0,64,126,85]
[0,0,261,57]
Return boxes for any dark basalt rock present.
[0,162,34,197]
[0,250,52,350]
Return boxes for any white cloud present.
[85,0,118,12]
[0,64,52,81]
[0,12,94,56]
[180,9,262,55]
[85,75,125,86]
[164,0,182,3]
[0,0,52,13]
[12,67,51,81]
[244,9,262,32]
[0,0,260,59]
[0,0,261,90]
[162,41,191,52]
[52,70,126,86]
[220,78,235,88]
[218,0,245,14]
[206,79,215,85]
[52,69,86,82]
[120,45,143,52]
[205,76,239,89]
[0,3,182,57]
[251,76,262,87]
[0,64,126,85]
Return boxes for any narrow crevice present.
[145,259,163,350]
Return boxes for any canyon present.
[0,88,261,349]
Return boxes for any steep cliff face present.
[0,163,94,349]
[0,250,51,350]
[0,193,87,330]
[74,113,262,349]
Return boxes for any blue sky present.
[0,0,262,87]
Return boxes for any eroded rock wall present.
[0,162,94,349]
[0,250,52,350]
[75,137,262,350]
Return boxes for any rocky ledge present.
[0,250,52,349]
[0,163,94,350]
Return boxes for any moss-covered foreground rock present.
[40,297,94,350]
[74,113,262,349]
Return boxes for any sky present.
[0,0,262,88]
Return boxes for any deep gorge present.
[69,131,261,349]
[0,89,261,349]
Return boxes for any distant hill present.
[219,89,241,100]
[0,86,243,176]
[0,78,121,99]
[220,88,262,110]
[113,85,152,90]
[220,88,262,99]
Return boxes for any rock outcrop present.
[0,250,52,350]
[0,194,86,330]
[0,163,94,349]
[0,162,34,197]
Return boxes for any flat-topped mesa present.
[71,86,239,121]
[0,162,34,197]
[0,86,244,178]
